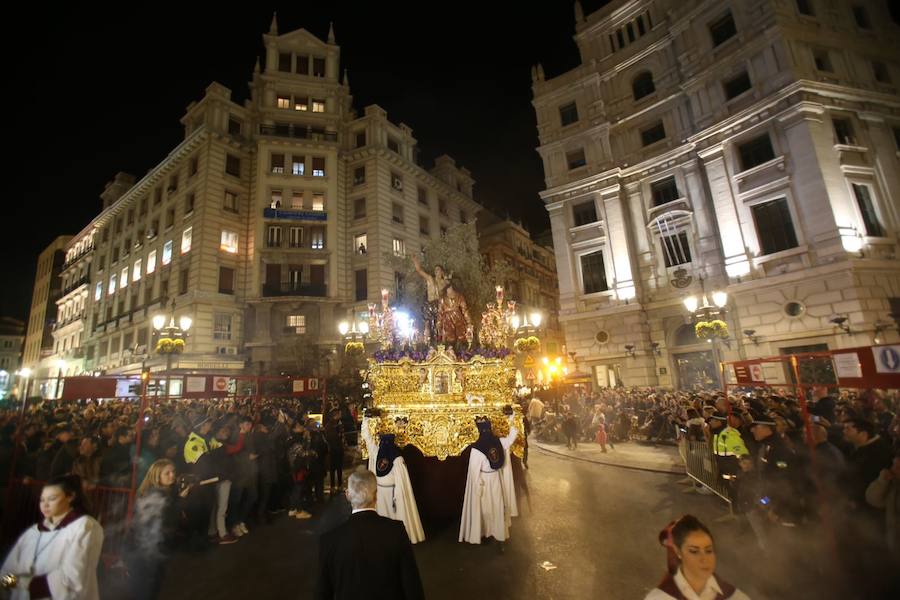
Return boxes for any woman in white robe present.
[459,415,518,544]
[1,475,104,600]
[361,416,425,543]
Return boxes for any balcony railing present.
[63,245,94,268]
[263,207,327,221]
[262,283,327,298]
[259,124,337,142]
[62,276,91,296]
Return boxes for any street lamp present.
[682,276,728,390]
[14,367,32,401]
[338,319,369,341]
[153,308,192,400]
[510,310,543,336]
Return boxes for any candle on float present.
[495,285,504,304]
[381,288,389,307]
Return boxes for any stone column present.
[698,145,750,278]
[600,185,636,300]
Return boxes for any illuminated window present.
[287,315,306,333]
[312,157,325,177]
[270,190,282,208]
[292,155,305,175]
[221,230,239,253]
[271,153,285,174]
[162,241,173,265]
[147,250,157,274]
[294,96,308,111]
[289,227,303,248]
[119,266,128,289]
[214,314,233,340]
[312,99,325,113]
[181,227,192,254]
[94,282,102,301]
[312,193,325,211]
[133,259,142,282]
[277,95,291,109]
[354,233,368,254]
[311,228,325,249]
[108,274,117,296]
[393,238,406,257]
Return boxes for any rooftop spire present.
[328,21,335,44]
[574,1,584,24]
[269,12,278,35]
[342,68,350,87]
[254,56,261,74]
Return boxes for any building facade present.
[534,0,900,389]
[23,236,72,383]
[39,19,479,384]
[0,317,25,398]
[477,211,563,353]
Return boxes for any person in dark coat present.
[316,468,425,600]
[49,424,78,478]
[254,420,279,524]
[324,412,344,494]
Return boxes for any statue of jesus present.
[411,255,450,345]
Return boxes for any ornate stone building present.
[534,0,900,389]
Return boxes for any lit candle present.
[381,288,389,308]
[495,285,504,304]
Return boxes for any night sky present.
[9,2,610,323]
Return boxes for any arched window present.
[673,323,698,347]
[633,71,655,100]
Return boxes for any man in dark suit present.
[316,468,425,600]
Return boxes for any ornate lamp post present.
[152,310,192,400]
[683,277,728,390]
[54,359,67,400]
[339,318,370,361]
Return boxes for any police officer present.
[749,411,801,526]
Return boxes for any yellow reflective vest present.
[184,432,222,464]
[714,426,748,457]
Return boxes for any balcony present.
[263,207,327,222]
[62,276,91,296]
[262,282,327,298]
[259,124,337,142]
[63,244,95,268]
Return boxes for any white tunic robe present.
[1,513,104,600]
[361,418,426,544]
[459,420,518,544]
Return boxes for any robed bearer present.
[459,408,519,545]
[361,412,425,544]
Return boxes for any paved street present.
[139,444,852,600]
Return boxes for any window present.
[813,49,833,72]
[872,61,890,84]
[179,269,189,295]
[185,193,195,215]
[165,208,175,230]
[291,155,305,176]
[617,29,625,49]
[221,230,239,254]
[213,314,233,340]
[796,0,814,16]
[270,190,282,208]
[632,72,655,100]
[566,148,587,170]
[312,99,325,113]
[894,126,900,150]
[661,232,692,267]
[287,315,306,334]
[312,193,325,211]
[147,250,157,274]
[636,14,646,35]
[278,52,291,72]
[293,96,308,111]
[133,259,142,282]
[168,175,178,194]
[559,102,579,126]
[417,187,428,205]
[310,228,325,249]
[392,203,404,224]
[387,137,400,153]
[641,122,666,146]
[572,201,598,227]
[162,241,173,265]
[580,251,609,294]
[289,227,303,248]
[626,22,635,42]
[181,227,192,254]
[94,282,102,301]
[296,54,309,75]
[392,173,403,191]
[219,267,235,294]
[354,197,366,219]
[225,154,241,177]
[271,153,285,174]
[650,177,680,207]
[227,117,242,136]
[751,198,799,255]
[355,131,366,147]
[312,157,326,177]
[852,5,871,29]
[190,156,198,176]
[267,226,282,248]
[833,118,856,145]
[108,274,117,296]
[852,184,885,237]
[312,57,326,77]
[393,238,406,256]
[395,271,405,300]
[224,191,238,213]
[419,215,430,236]
[738,134,775,170]
[709,11,737,47]
[724,71,752,100]
[277,95,291,109]
[439,198,448,216]
[353,166,366,185]
[355,269,368,301]
[354,233,368,254]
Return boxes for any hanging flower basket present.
[345,341,365,357]
[514,336,541,353]
[156,337,185,354]
[694,320,729,340]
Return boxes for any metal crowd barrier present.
[676,428,732,509]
